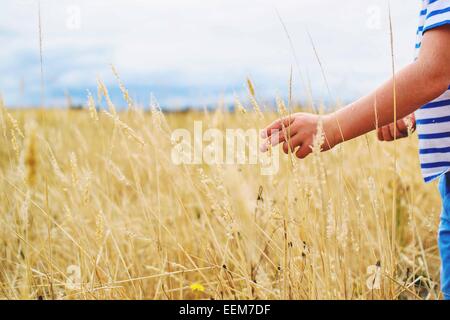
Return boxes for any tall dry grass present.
[0,81,443,300]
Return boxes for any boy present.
[261,0,450,299]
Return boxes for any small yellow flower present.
[190,283,205,293]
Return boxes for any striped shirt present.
[414,0,450,182]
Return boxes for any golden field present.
[0,91,443,300]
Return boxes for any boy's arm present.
[262,26,450,158]
[328,26,450,146]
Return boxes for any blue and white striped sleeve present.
[424,0,450,33]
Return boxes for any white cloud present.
[0,0,420,107]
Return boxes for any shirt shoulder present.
[423,0,450,33]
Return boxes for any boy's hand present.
[377,114,416,142]
[260,113,339,159]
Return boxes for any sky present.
[0,0,421,109]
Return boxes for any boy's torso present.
[414,0,450,183]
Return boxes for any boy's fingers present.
[392,121,408,139]
[410,113,416,129]
[295,143,312,159]
[283,141,289,154]
[268,130,287,147]
[282,134,303,154]
[382,125,394,141]
[261,116,294,138]
[397,118,408,133]
[396,118,411,138]
[377,127,384,141]
[378,119,410,142]
[388,123,397,138]
[260,130,285,152]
